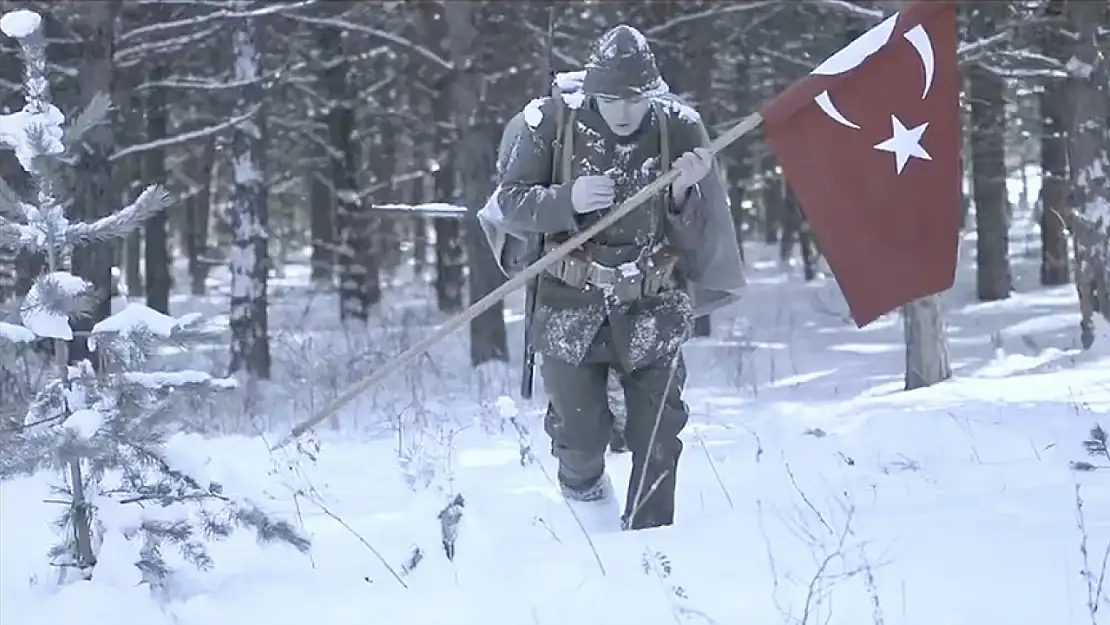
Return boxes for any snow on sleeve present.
[63,408,103,440]
[92,301,177,338]
[0,321,35,343]
[0,9,42,39]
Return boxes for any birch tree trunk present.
[902,296,952,390]
[227,5,271,379]
[1065,0,1110,349]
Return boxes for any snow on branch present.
[0,320,35,344]
[0,9,42,39]
[813,0,884,21]
[281,12,452,71]
[109,104,261,162]
[643,1,783,36]
[371,203,468,218]
[66,184,172,246]
[135,74,261,93]
[62,92,112,157]
[20,271,96,340]
[0,103,66,172]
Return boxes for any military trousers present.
[541,330,689,530]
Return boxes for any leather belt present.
[545,247,679,303]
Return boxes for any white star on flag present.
[874,115,931,174]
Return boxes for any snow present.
[49,271,92,296]
[3,202,1110,624]
[122,370,238,391]
[63,408,103,440]
[19,272,90,341]
[0,321,35,343]
[555,70,585,92]
[92,302,178,338]
[0,9,41,39]
[373,203,467,217]
[0,103,66,173]
[522,97,545,129]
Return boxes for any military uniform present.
[486,25,744,530]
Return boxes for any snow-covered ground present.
[3,212,1110,624]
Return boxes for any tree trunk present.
[967,63,1011,301]
[370,90,401,280]
[442,1,508,366]
[66,0,121,575]
[143,62,170,313]
[0,36,23,303]
[70,0,119,364]
[1038,31,1070,286]
[433,178,464,312]
[782,186,818,281]
[760,154,784,245]
[309,130,334,284]
[1065,0,1110,349]
[902,296,952,390]
[227,6,271,379]
[185,138,214,296]
[324,25,377,321]
[431,80,465,313]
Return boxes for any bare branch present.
[109,105,262,162]
[281,13,453,71]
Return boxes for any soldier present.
[480,24,744,530]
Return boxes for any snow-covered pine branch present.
[65,185,172,246]
[0,320,35,344]
[0,7,309,585]
[19,271,97,340]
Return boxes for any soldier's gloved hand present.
[571,175,615,214]
[671,147,713,198]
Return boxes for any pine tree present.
[0,9,309,587]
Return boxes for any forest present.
[0,1,1108,624]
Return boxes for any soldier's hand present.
[571,175,615,214]
[672,147,713,197]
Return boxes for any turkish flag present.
[761,1,961,327]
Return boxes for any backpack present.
[492,73,673,277]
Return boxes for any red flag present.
[761,1,962,327]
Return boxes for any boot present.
[560,472,614,503]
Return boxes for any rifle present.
[520,5,558,400]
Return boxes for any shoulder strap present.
[653,101,670,175]
[652,101,672,214]
[550,85,577,185]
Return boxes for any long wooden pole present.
[273,111,764,450]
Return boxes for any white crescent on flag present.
[811,12,937,129]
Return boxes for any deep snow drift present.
[2,233,1109,625]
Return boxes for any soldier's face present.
[595,95,651,136]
